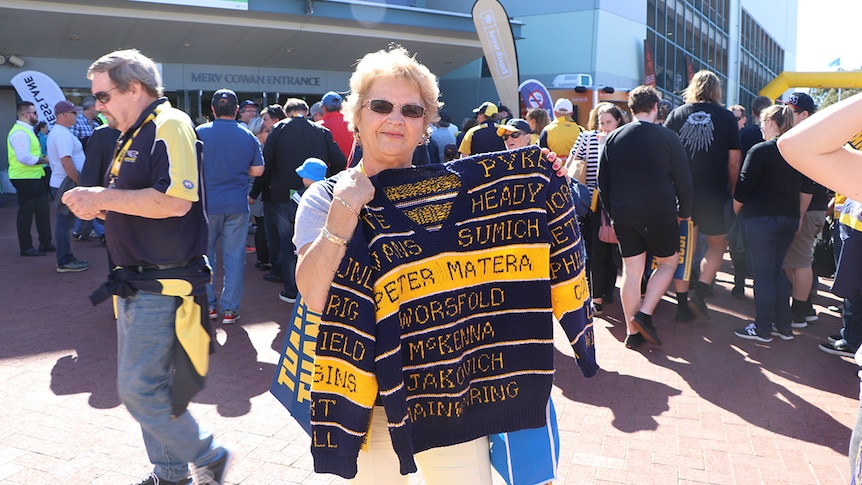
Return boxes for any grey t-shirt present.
[292,172,343,251]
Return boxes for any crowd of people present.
[7,44,861,484]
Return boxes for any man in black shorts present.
[599,85,693,349]
[665,70,741,321]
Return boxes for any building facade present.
[0,0,795,191]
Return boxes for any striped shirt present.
[310,145,598,478]
[570,130,601,195]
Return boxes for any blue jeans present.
[206,212,250,312]
[116,291,218,480]
[274,201,298,298]
[743,215,797,335]
[74,217,104,237]
[50,187,76,266]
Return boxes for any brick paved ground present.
[0,193,856,484]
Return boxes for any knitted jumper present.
[310,145,599,478]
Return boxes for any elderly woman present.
[294,47,595,484]
[733,104,812,342]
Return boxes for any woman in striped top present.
[567,102,627,314]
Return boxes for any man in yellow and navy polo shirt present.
[458,101,506,157]
[62,49,231,485]
[540,98,585,159]
[7,101,54,256]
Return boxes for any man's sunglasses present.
[93,86,120,104]
[365,99,426,119]
[502,131,526,140]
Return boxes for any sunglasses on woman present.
[501,131,526,140]
[365,99,426,119]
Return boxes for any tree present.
[810,87,862,110]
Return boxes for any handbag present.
[270,296,320,436]
[490,399,560,485]
[569,180,592,219]
[813,218,836,277]
[597,209,618,244]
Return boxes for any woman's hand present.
[332,166,375,211]
[540,147,568,179]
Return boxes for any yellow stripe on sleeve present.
[312,355,379,407]
[550,269,590,320]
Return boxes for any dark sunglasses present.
[93,86,120,104]
[734,115,743,121]
[502,131,526,140]
[365,99,426,119]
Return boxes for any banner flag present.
[472,0,520,115]
[519,79,553,119]
[271,297,320,436]
[11,71,66,127]
[650,220,694,280]
[644,39,657,87]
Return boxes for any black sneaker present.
[190,447,232,485]
[818,340,856,358]
[689,291,710,320]
[631,312,662,346]
[624,332,646,349]
[675,303,696,323]
[128,472,192,485]
[805,306,819,322]
[770,325,795,341]
[263,272,283,283]
[828,332,844,344]
[696,280,714,298]
[734,323,773,343]
[278,291,297,304]
[731,285,745,299]
[593,302,604,316]
[790,317,808,329]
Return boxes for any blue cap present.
[295,157,327,182]
[322,91,343,110]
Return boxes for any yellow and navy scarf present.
[90,258,213,416]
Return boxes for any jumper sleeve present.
[546,172,599,378]
[310,236,417,478]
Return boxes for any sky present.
[795,0,862,71]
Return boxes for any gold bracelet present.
[321,226,350,247]
[333,195,360,218]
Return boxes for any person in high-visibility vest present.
[7,101,54,256]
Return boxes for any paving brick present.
[0,195,854,484]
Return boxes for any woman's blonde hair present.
[343,46,441,136]
[683,70,723,105]
[760,104,795,138]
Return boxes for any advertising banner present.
[472,0,519,114]
[11,71,66,126]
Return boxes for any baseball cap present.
[55,100,82,115]
[437,109,453,127]
[496,118,531,137]
[780,92,817,114]
[309,101,324,118]
[473,101,498,117]
[554,98,573,114]
[212,89,238,107]
[239,99,260,110]
[322,91,343,110]
[295,157,327,182]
